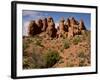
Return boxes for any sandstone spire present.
[28,20,38,36]
[28,16,87,38]
[57,17,68,38]
[79,19,86,30]
[46,16,57,38]
[42,18,48,32]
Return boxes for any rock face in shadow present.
[28,16,87,38]
[79,19,86,34]
[42,18,48,32]
[36,19,43,34]
[28,20,39,36]
[46,16,57,38]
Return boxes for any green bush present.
[23,48,60,69]
[35,39,43,47]
[63,39,70,49]
[23,47,45,69]
[79,58,85,67]
[63,41,70,49]
[23,58,30,69]
[73,36,81,45]
[43,50,60,68]
[78,51,86,67]
[23,43,29,50]
[23,57,36,69]
[78,51,85,58]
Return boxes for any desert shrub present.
[23,57,36,69]
[43,49,60,68]
[23,48,60,69]
[63,39,70,49]
[31,47,46,68]
[78,51,86,67]
[27,38,33,43]
[60,39,70,52]
[23,43,29,50]
[23,46,46,69]
[78,51,85,58]
[79,58,85,67]
[23,58,30,69]
[73,36,81,45]
[35,39,43,47]
[63,41,70,49]
[35,40,41,45]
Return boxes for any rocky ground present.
[23,31,91,69]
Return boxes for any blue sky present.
[22,10,91,36]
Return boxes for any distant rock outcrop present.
[46,16,57,38]
[42,18,48,32]
[79,19,86,34]
[28,20,38,36]
[28,16,87,38]
[67,17,86,38]
[36,19,43,33]
[57,18,68,38]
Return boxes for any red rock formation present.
[67,17,85,38]
[42,18,48,32]
[28,20,39,36]
[46,16,57,38]
[78,19,86,34]
[65,18,70,27]
[59,18,66,31]
[28,16,86,38]
[68,27,74,38]
[36,19,43,33]
[70,17,79,26]
[79,19,86,30]
[57,18,68,38]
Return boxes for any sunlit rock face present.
[28,16,86,38]
[79,19,86,34]
[57,18,68,38]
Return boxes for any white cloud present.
[23,10,48,21]
[23,10,41,16]
[55,22,59,29]
[23,21,30,36]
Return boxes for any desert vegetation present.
[23,16,91,69]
